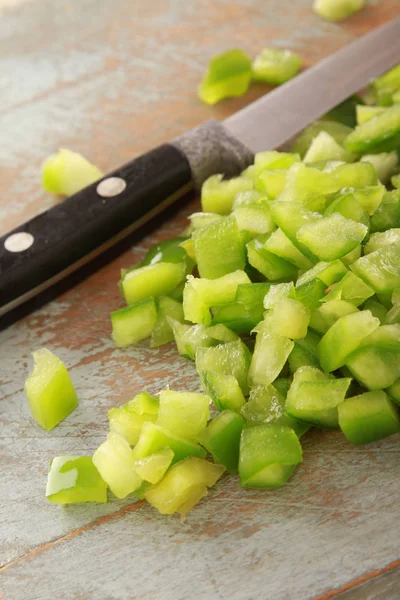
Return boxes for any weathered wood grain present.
[1,1,400,599]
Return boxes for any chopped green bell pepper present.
[25,348,78,431]
[338,390,400,445]
[252,48,302,85]
[199,410,244,473]
[198,49,252,105]
[239,424,303,488]
[46,456,107,504]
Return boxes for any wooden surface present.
[1,1,400,599]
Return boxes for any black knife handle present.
[0,143,193,317]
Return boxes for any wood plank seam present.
[0,500,145,573]
[312,557,400,599]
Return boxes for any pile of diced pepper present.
[28,63,400,517]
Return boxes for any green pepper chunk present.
[193,217,246,279]
[252,48,302,85]
[108,391,159,445]
[111,297,158,348]
[199,410,245,474]
[286,366,351,429]
[42,148,103,196]
[156,389,210,439]
[345,105,400,155]
[313,0,365,21]
[132,422,206,464]
[25,348,78,431]
[200,371,245,413]
[196,339,251,395]
[351,242,400,293]
[318,310,380,372]
[46,456,108,504]
[338,391,400,445]
[198,49,252,105]
[144,457,224,516]
[93,432,142,499]
[292,120,353,158]
[239,424,303,488]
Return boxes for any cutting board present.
[1,1,399,598]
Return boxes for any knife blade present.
[1,17,399,323]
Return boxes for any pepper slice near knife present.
[0,17,399,323]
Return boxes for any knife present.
[1,17,399,323]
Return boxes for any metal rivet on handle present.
[4,232,34,253]
[96,177,127,198]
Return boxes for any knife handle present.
[0,120,253,320]
[0,144,193,317]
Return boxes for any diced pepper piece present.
[25,348,78,431]
[304,131,354,164]
[111,297,157,347]
[138,237,193,270]
[187,270,251,307]
[263,282,296,309]
[318,310,380,372]
[289,330,321,372]
[241,384,307,436]
[133,448,174,484]
[193,217,246,279]
[188,212,223,231]
[121,261,186,305]
[108,391,159,445]
[183,280,211,326]
[233,190,263,206]
[156,389,210,439]
[198,49,252,105]
[233,203,275,236]
[264,228,314,269]
[387,378,400,406]
[356,105,386,125]
[254,151,301,171]
[270,201,321,260]
[206,324,239,343]
[361,152,399,185]
[270,298,310,339]
[201,174,253,215]
[345,105,400,155]
[323,189,369,227]
[199,371,245,412]
[256,169,288,199]
[248,321,294,387]
[150,297,184,348]
[352,185,384,216]
[338,391,400,445]
[310,300,359,334]
[372,64,400,106]
[313,0,365,21]
[323,272,374,306]
[341,245,362,267]
[332,162,377,188]
[42,148,103,196]
[351,243,400,292]
[292,120,353,158]
[392,174,400,189]
[239,424,303,488]
[131,422,206,463]
[370,190,400,232]
[46,456,107,504]
[363,299,388,323]
[196,339,252,395]
[345,324,400,389]
[364,229,400,255]
[295,277,327,309]
[212,283,271,334]
[92,432,141,499]
[144,457,224,516]
[247,236,298,281]
[286,366,351,429]
[297,213,367,261]
[199,410,244,473]
[296,260,347,288]
[179,239,196,264]
[252,48,302,85]
[277,163,338,208]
